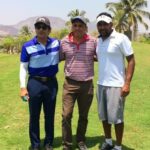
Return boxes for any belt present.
[65,77,92,82]
[31,76,55,82]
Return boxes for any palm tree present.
[106,0,150,40]
[66,9,89,27]
[20,25,32,36]
[110,8,129,33]
[68,9,86,18]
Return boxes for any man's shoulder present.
[87,34,97,41]
[23,37,35,47]
[113,31,129,39]
[61,35,69,43]
[48,37,60,46]
[49,37,59,42]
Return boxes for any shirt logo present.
[38,18,45,22]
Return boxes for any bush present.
[138,35,150,44]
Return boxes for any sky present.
[0,0,150,32]
[0,0,118,25]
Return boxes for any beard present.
[99,29,112,38]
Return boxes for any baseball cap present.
[34,16,51,27]
[71,16,87,25]
[96,15,112,24]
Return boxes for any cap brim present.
[71,17,86,25]
[34,22,51,28]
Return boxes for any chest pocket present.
[63,44,75,59]
[81,43,95,56]
[107,42,120,54]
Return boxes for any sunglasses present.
[35,24,48,30]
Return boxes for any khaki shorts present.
[97,85,125,124]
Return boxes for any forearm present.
[125,55,135,85]
[59,51,65,61]
[20,62,28,88]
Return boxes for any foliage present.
[106,0,150,40]
[1,36,15,53]
[0,26,33,53]
[50,28,69,39]
[16,35,33,53]
[138,34,150,44]
[67,9,89,22]
[19,25,32,36]
[66,9,89,28]
[0,28,69,53]
[0,35,32,53]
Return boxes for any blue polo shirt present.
[20,36,60,77]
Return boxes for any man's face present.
[35,23,50,38]
[97,21,112,38]
[71,21,87,37]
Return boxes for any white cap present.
[96,15,112,24]
[71,16,87,25]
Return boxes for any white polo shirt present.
[96,30,134,87]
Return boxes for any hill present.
[0,16,96,36]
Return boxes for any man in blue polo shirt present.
[19,16,60,150]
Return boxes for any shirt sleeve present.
[59,41,65,61]
[20,45,29,62]
[120,35,134,56]
[19,62,28,88]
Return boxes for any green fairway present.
[0,42,150,150]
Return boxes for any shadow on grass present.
[28,135,101,150]
[122,145,135,150]
[28,135,135,150]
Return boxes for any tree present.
[1,36,15,54]
[50,28,69,39]
[106,0,150,40]
[106,5,129,33]
[68,9,86,17]
[0,26,33,54]
[15,35,32,53]
[66,9,89,28]
[19,25,32,36]
[15,25,33,53]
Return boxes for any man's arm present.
[59,41,65,61]
[121,54,135,97]
[59,50,65,61]
[20,62,29,99]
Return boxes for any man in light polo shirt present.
[19,16,60,150]
[96,12,135,150]
[60,16,97,150]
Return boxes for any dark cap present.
[34,16,51,27]
[71,16,87,25]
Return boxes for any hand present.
[121,83,130,97]
[20,88,29,101]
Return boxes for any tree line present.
[0,0,150,54]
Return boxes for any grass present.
[0,42,150,150]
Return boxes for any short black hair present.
[96,12,112,19]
